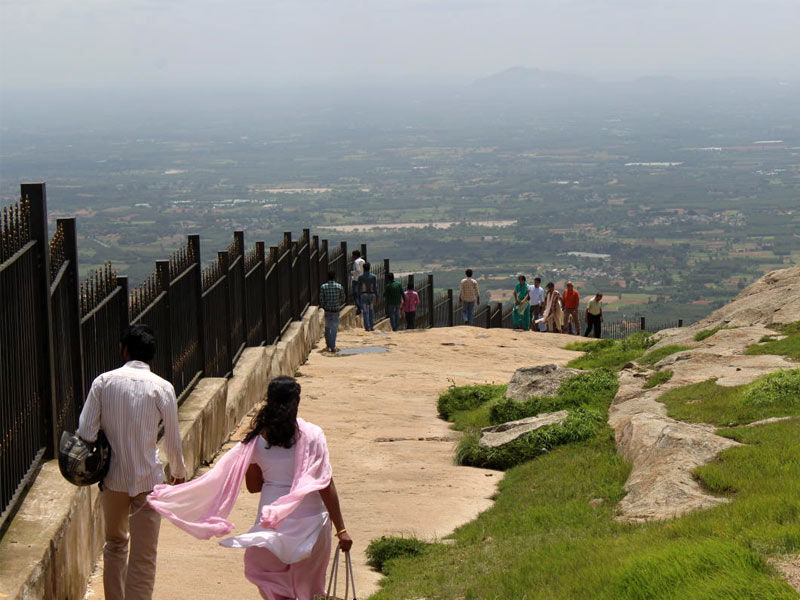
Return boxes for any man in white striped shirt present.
[77,324,186,600]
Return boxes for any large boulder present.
[479,410,569,448]
[505,364,582,401]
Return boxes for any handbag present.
[316,546,357,600]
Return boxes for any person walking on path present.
[528,277,545,329]
[357,262,378,331]
[77,324,186,600]
[562,281,581,335]
[459,269,480,326]
[402,281,420,330]
[384,272,406,331]
[512,274,531,331]
[148,376,353,600]
[320,270,346,352]
[350,250,365,315]
[585,293,604,338]
[537,282,564,333]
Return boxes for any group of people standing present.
[349,250,421,333]
[458,269,604,337]
[512,274,604,337]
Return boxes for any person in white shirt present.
[350,250,365,314]
[528,277,546,327]
[77,324,186,600]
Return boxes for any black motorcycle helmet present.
[58,430,111,486]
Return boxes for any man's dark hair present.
[546,282,555,289]
[534,277,541,284]
[121,324,157,363]
[327,270,336,281]
[363,261,371,272]
[387,272,395,282]
[465,269,473,277]
[352,250,361,258]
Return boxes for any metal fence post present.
[156,260,174,384]
[24,182,59,457]
[360,243,367,261]
[234,231,247,339]
[640,316,646,331]
[58,217,86,408]
[188,235,206,375]
[447,289,454,327]
[269,246,279,340]
[678,319,683,327]
[219,251,232,372]
[340,241,348,297]
[426,274,434,329]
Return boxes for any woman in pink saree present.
[148,376,352,600]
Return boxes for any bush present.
[643,370,673,389]
[437,384,505,421]
[742,368,800,408]
[488,369,618,425]
[365,536,430,573]
[456,408,603,470]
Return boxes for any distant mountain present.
[472,67,593,90]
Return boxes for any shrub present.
[643,370,673,389]
[365,536,430,573]
[437,384,505,421]
[742,368,800,408]
[639,345,691,366]
[456,408,603,470]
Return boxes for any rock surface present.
[479,410,569,448]
[610,264,800,524]
[504,364,582,400]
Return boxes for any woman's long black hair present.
[243,376,301,448]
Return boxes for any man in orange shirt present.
[562,281,581,335]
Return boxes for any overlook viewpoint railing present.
[0,183,369,532]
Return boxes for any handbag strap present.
[324,547,358,600]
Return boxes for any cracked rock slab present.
[479,410,569,448]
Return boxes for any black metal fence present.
[0,183,363,531]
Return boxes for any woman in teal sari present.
[512,274,531,330]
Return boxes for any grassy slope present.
[746,321,800,361]
[369,356,800,598]
[371,420,799,599]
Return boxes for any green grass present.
[455,408,603,470]
[566,331,657,370]
[659,369,800,427]
[365,536,432,573]
[694,325,739,342]
[638,344,692,366]
[643,370,673,388]
[370,418,800,599]
[437,383,506,422]
[746,321,800,361]
[488,369,618,424]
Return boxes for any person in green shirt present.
[384,273,406,331]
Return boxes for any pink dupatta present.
[147,418,332,540]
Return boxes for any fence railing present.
[0,183,362,532]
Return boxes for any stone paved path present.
[86,326,579,599]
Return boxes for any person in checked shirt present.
[77,324,186,600]
[319,270,346,352]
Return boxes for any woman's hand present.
[337,531,353,552]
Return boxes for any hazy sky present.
[2,0,799,90]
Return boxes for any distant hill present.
[472,66,593,90]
